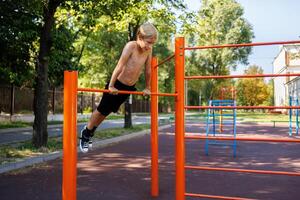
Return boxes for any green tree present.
[78,18,128,87]
[33,0,64,147]
[0,0,41,86]
[183,0,254,103]
[236,65,270,107]
[0,0,85,147]
[77,0,187,126]
[48,24,81,87]
[1,0,174,147]
[33,0,142,147]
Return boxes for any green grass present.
[106,114,126,120]
[78,114,124,122]
[0,121,32,129]
[93,124,150,139]
[236,112,290,122]
[0,120,65,129]
[183,111,292,123]
[0,124,150,165]
[0,137,62,165]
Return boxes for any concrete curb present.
[0,124,172,174]
[0,151,63,174]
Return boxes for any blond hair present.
[137,23,158,40]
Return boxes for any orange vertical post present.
[63,71,78,200]
[175,37,185,200]
[151,57,159,197]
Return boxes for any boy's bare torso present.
[117,41,150,86]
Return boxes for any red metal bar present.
[63,71,78,200]
[184,135,300,143]
[185,193,254,200]
[185,73,300,80]
[185,40,300,50]
[185,165,300,176]
[185,105,300,109]
[175,37,186,200]
[151,57,159,197]
[77,88,177,97]
[155,54,175,68]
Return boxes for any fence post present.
[175,37,185,200]
[151,57,159,196]
[92,93,95,111]
[10,84,15,118]
[63,71,78,200]
[80,92,83,114]
[52,87,55,114]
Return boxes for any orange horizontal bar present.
[185,192,254,200]
[77,88,177,97]
[184,135,300,143]
[185,40,300,50]
[185,165,300,176]
[185,105,300,109]
[185,73,300,80]
[155,54,175,68]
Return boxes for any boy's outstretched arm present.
[108,42,133,94]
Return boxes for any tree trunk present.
[33,0,62,148]
[124,22,139,128]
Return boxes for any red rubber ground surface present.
[0,122,299,200]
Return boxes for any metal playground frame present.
[62,37,300,200]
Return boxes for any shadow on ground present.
[0,122,299,200]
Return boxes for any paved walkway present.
[0,122,300,200]
[0,114,162,145]
[0,114,169,174]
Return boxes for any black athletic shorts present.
[97,79,136,116]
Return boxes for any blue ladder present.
[289,96,299,136]
[205,99,237,157]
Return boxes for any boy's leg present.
[87,110,107,129]
[79,110,107,153]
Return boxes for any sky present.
[184,0,300,75]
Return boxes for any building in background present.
[273,44,300,112]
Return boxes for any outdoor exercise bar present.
[185,166,300,176]
[185,73,300,79]
[154,54,175,68]
[174,37,185,200]
[184,193,254,200]
[185,39,300,50]
[174,37,300,200]
[77,88,177,97]
[184,135,300,143]
[151,57,159,196]
[63,54,176,200]
[63,36,300,200]
[185,105,300,109]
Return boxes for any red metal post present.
[77,88,177,97]
[184,40,300,50]
[155,54,175,68]
[175,37,185,200]
[185,105,300,109]
[185,165,300,176]
[185,73,300,79]
[63,71,78,200]
[184,135,300,143]
[151,57,159,197]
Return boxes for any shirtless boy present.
[79,23,158,153]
